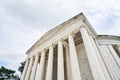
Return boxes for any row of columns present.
[21,26,107,80]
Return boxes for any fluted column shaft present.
[68,34,81,80]
[37,51,46,80]
[21,59,29,80]
[25,57,34,80]
[46,46,53,80]
[30,54,39,80]
[57,40,65,80]
[80,27,106,80]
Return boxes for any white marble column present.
[80,26,106,80]
[25,57,34,80]
[37,51,46,80]
[46,46,54,80]
[57,40,65,80]
[21,59,29,80]
[65,46,72,80]
[68,34,82,80]
[30,54,39,80]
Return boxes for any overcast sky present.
[0,0,120,75]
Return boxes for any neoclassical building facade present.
[21,13,120,80]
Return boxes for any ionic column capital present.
[68,32,75,37]
[29,55,34,60]
[80,24,86,29]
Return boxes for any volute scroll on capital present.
[79,24,86,30]
[68,32,75,37]
[80,24,93,35]
[58,38,65,44]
